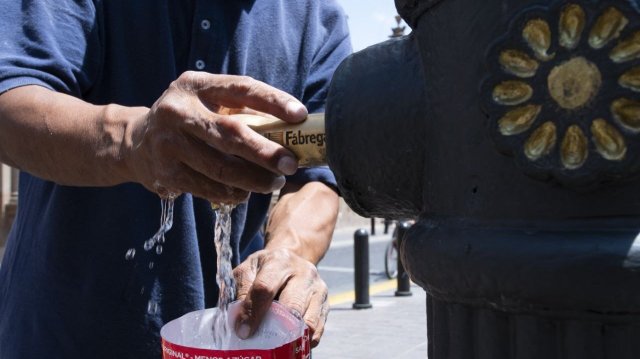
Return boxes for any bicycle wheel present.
[384,240,398,279]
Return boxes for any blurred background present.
[336,0,410,51]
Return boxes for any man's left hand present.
[233,248,329,348]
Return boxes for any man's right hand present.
[0,72,307,203]
[121,72,308,203]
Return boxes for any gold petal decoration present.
[561,125,588,170]
[591,119,627,161]
[524,121,557,161]
[523,19,554,60]
[611,31,640,63]
[498,104,541,135]
[611,98,640,132]
[589,7,629,49]
[559,4,586,49]
[492,80,533,105]
[619,67,640,92]
[499,50,539,78]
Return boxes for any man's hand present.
[233,248,329,348]
[124,72,307,203]
[0,72,307,202]
[231,181,339,348]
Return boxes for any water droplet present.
[140,287,145,295]
[148,262,154,270]
[144,238,155,251]
[125,248,136,260]
[147,300,158,315]
[156,245,163,255]
[157,235,165,244]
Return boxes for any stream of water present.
[124,196,237,347]
[210,204,236,349]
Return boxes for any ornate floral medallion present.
[482,1,640,185]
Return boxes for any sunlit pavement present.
[313,211,428,359]
[314,283,427,359]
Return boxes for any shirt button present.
[200,19,211,30]
[195,60,206,70]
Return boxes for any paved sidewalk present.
[313,283,428,359]
[311,200,428,358]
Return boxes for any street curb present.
[328,279,396,306]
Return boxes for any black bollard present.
[395,221,412,297]
[353,229,372,309]
[383,218,391,234]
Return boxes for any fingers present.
[234,255,259,301]
[161,162,250,204]
[223,107,280,119]
[234,249,294,339]
[196,113,299,176]
[175,134,286,194]
[128,72,304,201]
[177,94,299,176]
[129,117,259,203]
[277,273,329,348]
[232,249,329,347]
[306,291,329,348]
[178,72,308,123]
[142,154,249,204]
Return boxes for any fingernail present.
[277,156,298,175]
[286,100,308,120]
[237,323,251,339]
[271,176,286,191]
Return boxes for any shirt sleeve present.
[302,1,353,113]
[0,0,102,96]
[289,0,352,193]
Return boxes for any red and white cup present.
[161,301,310,359]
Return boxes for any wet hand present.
[123,72,307,203]
[233,248,329,348]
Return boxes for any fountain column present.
[327,1,640,357]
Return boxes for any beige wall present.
[0,165,17,246]
[1,165,9,207]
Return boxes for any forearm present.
[0,74,313,203]
[0,85,144,186]
[264,181,339,264]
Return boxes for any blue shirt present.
[0,1,351,357]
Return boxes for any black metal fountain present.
[326,0,640,357]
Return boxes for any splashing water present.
[144,195,176,252]
[210,204,236,349]
[147,300,158,315]
[123,194,177,317]
[125,248,136,261]
[122,194,238,348]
